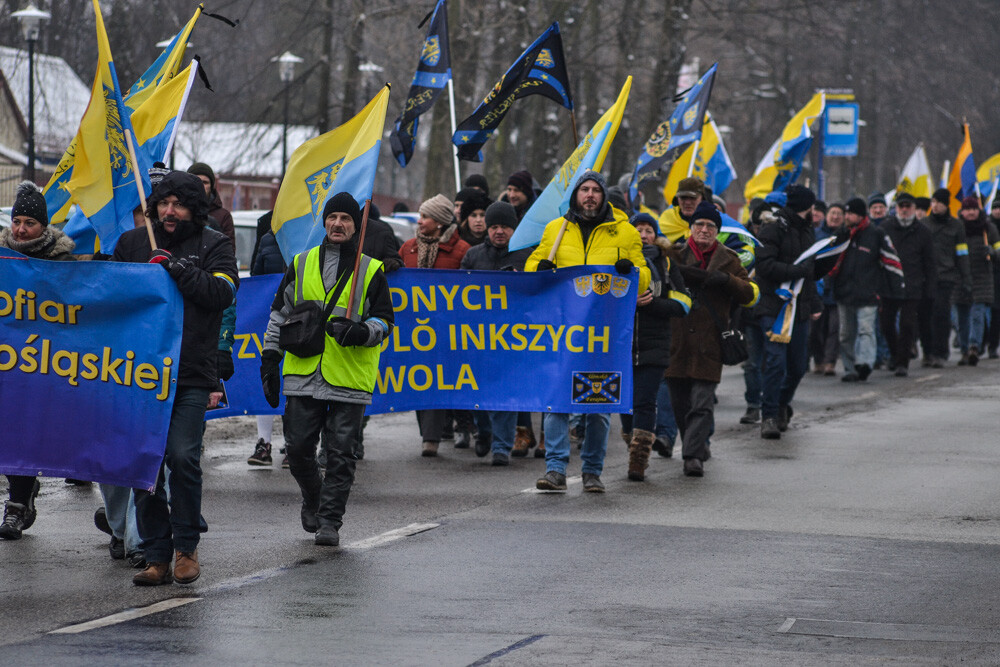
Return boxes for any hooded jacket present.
[753,206,820,320]
[524,171,651,293]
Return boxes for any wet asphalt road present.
[3,361,1000,664]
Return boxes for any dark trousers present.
[284,396,365,531]
[620,364,666,434]
[4,475,36,505]
[135,386,209,563]
[929,281,955,360]
[665,377,716,462]
[881,298,920,369]
[810,303,840,366]
[758,315,810,419]
[987,306,1000,352]
[416,409,449,442]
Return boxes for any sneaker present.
[248,439,273,466]
[582,473,605,493]
[491,452,510,467]
[454,431,472,449]
[739,407,760,424]
[652,437,673,458]
[474,432,493,458]
[315,525,340,547]
[0,502,28,540]
[856,364,872,381]
[94,506,112,536]
[535,470,567,491]
[760,418,781,440]
[281,454,290,469]
[109,536,126,560]
[683,459,704,477]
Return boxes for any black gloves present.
[260,350,281,408]
[678,264,708,286]
[217,349,235,381]
[148,249,192,279]
[960,284,974,302]
[614,258,634,276]
[326,316,370,347]
[792,259,815,280]
[536,259,557,271]
[704,270,730,287]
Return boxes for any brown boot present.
[534,433,546,458]
[174,550,200,584]
[421,441,439,457]
[133,562,172,586]
[627,429,655,481]
[511,426,533,457]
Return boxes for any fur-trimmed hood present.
[0,225,76,260]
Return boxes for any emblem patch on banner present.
[592,273,612,295]
[574,274,592,296]
[572,371,622,405]
[611,275,630,298]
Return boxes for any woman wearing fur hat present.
[0,182,76,540]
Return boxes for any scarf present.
[415,232,442,268]
[0,226,57,257]
[963,211,987,236]
[686,235,717,269]
[828,217,869,278]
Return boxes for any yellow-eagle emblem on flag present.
[682,104,700,130]
[574,274,592,297]
[421,36,441,66]
[611,275,630,298]
[535,48,555,69]
[592,273,612,295]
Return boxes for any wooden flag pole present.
[124,128,157,252]
[569,109,579,145]
[345,198,372,320]
[546,219,568,262]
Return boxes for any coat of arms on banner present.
[572,371,622,404]
[574,274,592,297]
[592,273,612,295]
[611,275,630,298]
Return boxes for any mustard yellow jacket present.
[525,206,651,293]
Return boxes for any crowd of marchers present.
[3,160,998,590]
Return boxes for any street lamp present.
[11,2,50,182]
[270,51,302,178]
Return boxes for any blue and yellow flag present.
[62,0,149,254]
[947,123,977,216]
[661,112,736,203]
[628,63,717,208]
[389,0,451,167]
[272,85,391,263]
[977,152,1000,196]
[744,92,825,204]
[453,22,572,162]
[43,6,199,225]
[508,77,630,252]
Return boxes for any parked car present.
[0,206,10,228]
[381,214,417,245]
[231,209,269,278]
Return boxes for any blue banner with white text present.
[212,267,636,418]
[0,254,183,489]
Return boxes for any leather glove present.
[614,258,634,276]
[260,350,282,409]
[326,316,370,347]
[536,259,557,271]
[217,349,235,381]
[678,264,708,286]
[148,249,173,267]
[704,270,730,287]
[792,259,814,280]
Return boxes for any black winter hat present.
[12,180,47,226]
[813,200,828,214]
[484,201,518,229]
[147,171,211,224]
[845,197,867,217]
[187,162,216,191]
[785,184,817,213]
[463,173,490,197]
[895,192,916,206]
[868,192,886,207]
[507,170,534,196]
[606,185,628,211]
[323,192,362,227]
[460,190,492,222]
[932,188,951,205]
[915,197,931,209]
[691,201,721,228]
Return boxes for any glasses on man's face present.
[898,203,915,209]
[691,221,716,229]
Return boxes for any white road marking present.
[777,617,796,633]
[346,522,440,549]
[522,475,583,494]
[49,598,201,635]
[916,374,941,383]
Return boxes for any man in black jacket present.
[113,171,239,586]
[754,185,819,439]
[880,193,936,376]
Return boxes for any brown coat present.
[662,237,756,383]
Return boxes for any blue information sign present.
[823,102,859,157]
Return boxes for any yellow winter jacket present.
[525,206,651,293]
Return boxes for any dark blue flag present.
[389,0,452,167]
[627,62,718,208]
[452,22,573,162]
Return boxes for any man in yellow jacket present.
[526,170,649,493]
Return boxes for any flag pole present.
[345,199,372,320]
[124,128,157,251]
[447,79,461,193]
[547,220,568,262]
[569,109,579,144]
[686,139,701,177]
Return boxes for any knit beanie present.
[464,173,490,197]
[459,190,492,222]
[11,181,47,225]
[484,201,519,229]
[186,162,216,191]
[419,194,455,226]
[506,170,534,196]
[785,184,817,213]
[691,201,721,228]
[322,191,362,227]
[895,192,916,206]
[868,192,886,207]
[845,197,867,217]
[932,188,951,205]
[960,196,980,211]
[630,212,659,234]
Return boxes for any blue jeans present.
[98,484,140,555]
[759,315,811,419]
[838,304,878,373]
[543,412,609,476]
[135,386,209,563]
[743,319,764,408]
[956,302,989,353]
[488,411,518,456]
[654,378,678,444]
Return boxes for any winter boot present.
[248,439,272,466]
[621,430,632,447]
[511,426,533,457]
[627,429,655,481]
[0,502,27,540]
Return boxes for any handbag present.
[702,298,749,366]
[278,271,350,358]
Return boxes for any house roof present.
[0,46,90,159]
[172,121,318,179]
